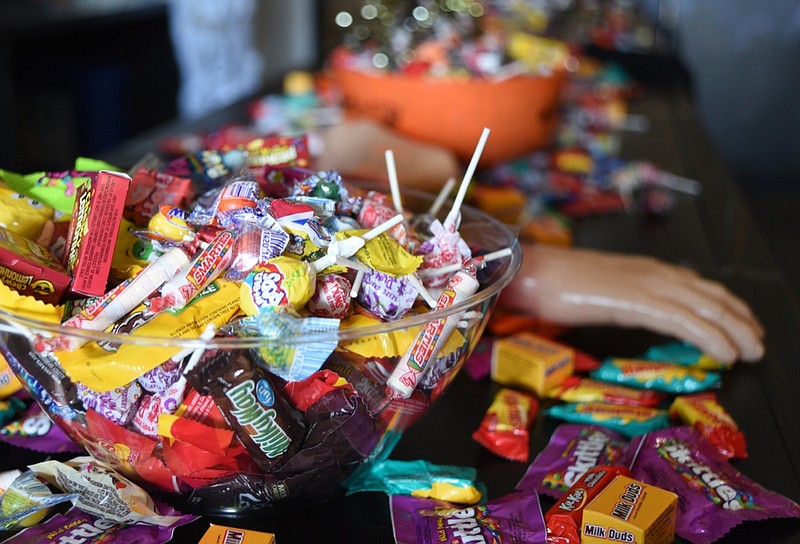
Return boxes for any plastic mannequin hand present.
[498,243,765,364]
[315,119,460,190]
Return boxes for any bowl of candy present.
[323,1,572,165]
[0,163,521,516]
[327,64,566,166]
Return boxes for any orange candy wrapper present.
[472,388,539,462]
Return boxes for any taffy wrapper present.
[547,376,665,407]
[283,369,354,412]
[472,387,538,462]
[669,392,747,459]
[29,456,187,526]
[338,310,465,358]
[337,229,423,276]
[641,341,731,371]
[545,401,670,438]
[591,357,721,394]
[54,280,241,392]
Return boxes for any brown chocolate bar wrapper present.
[188,348,304,473]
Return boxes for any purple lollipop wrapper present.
[516,424,629,499]
[390,490,546,544]
[1,502,196,544]
[627,425,800,544]
[357,270,418,321]
[76,381,142,427]
[137,357,182,394]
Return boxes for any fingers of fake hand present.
[618,255,762,359]
[501,244,765,364]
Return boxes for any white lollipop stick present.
[428,177,457,217]
[182,323,218,376]
[405,273,437,308]
[444,127,491,230]
[362,213,404,241]
[385,149,403,214]
[350,270,365,298]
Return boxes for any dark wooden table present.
[2,83,799,543]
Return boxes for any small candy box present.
[63,170,131,296]
[491,331,574,397]
[581,475,677,544]
[198,524,276,543]
[0,225,72,304]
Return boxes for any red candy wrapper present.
[472,387,538,462]
[544,465,631,544]
[0,226,72,304]
[126,168,194,226]
[669,392,748,459]
[63,170,130,296]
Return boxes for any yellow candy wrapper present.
[55,280,241,392]
[240,256,316,316]
[0,281,63,325]
[338,230,422,277]
[339,310,464,358]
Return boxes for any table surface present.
[3,83,800,543]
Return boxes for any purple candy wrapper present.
[76,381,142,427]
[516,424,628,499]
[390,491,546,544]
[357,270,418,321]
[137,357,182,394]
[1,502,197,543]
[627,425,800,544]
[0,403,83,454]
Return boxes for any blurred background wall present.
[2,0,798,197]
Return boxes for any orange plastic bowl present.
[329,67,567,165]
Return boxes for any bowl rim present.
[0,182,522,350]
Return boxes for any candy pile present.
[0,129,519,515]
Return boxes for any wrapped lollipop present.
[419,128,491,287]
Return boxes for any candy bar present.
[188,349,305,473]
[491,331,574,397]
[62,170,130,296]
[581,474,677,544]
[0,226,71,304]
[545,465,631,544]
